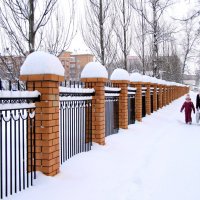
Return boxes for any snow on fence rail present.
[0,90,40,199]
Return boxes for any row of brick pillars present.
[20,53,189,177]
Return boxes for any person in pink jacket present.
[180,94,195,124]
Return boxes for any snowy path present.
[11,92,200,200]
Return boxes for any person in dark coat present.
[180,94,195,124]
[196,91,200,110]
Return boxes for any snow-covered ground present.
[10,91,200,200]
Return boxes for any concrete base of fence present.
[20,74,64,176]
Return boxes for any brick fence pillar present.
[169,86,172,103]
[20,51,64,176]
[152,84,157,111]
[81,62,108,145]
[81,78,107,145]
[171,86,174,101]
[158,84,163,108]
[112,80,129,129]
[131,82,142,122]
[145,83,151,115]
[162,85,167,106]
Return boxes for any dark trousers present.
[185,111,192,123]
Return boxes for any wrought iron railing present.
[142,87,147,117]
[150,87,154,113]
[128,87,136,125]
[105,87,120,137]
[59,85,94,164]
[0,92,40,199]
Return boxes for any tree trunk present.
[141,0,145,75]
[123,0,127,70]
[29,0,35,53]
[99,0,105,65]
[152,0,158,77]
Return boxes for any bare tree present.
[132,0,149,74]
[0,0,76,80]
[0,0,58,55]
[42,0,77,56]
[131,0,173,77]
[82,0,117,68]
[114,0,132,71]
[180,19,200,82]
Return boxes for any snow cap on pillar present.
[110,68,129,81]
[20,51,64,76]
[130,72,143,82]
[81,62,108,79]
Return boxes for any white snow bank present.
[81,62,108,79]
[110,68,129,81]
[59,87,94,94]
[130,72,143,82]
[20,51,64,76]
[0,90,40,98]
[60,96,92,101]
[105,87,121,92]
[0,103,35,110]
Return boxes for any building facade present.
[58,51,94,81]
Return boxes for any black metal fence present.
[128,87,136,125]
[128,98,135,125]
[105,87,120,137]
[150,88,154,113]
[59,86,94,164]
[142,88,146,117]
[0,93,39,199]
[105,96,119,137]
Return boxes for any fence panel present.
[0,91,40,199]
[105,86,120,137]
[142,87,146,117]
[150,87,154,113]
[128,87,136,125]
[59,85,94,164]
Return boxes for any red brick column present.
[81,78,107,145]
[158,84,163,108]
[171,86,174,101]
[112,80,129,129]
[165,85,169,105]
[169,86,172,103]
[130,82,142,122]
[162,85,167,106]
[152,84,157,111]
[145,83,151,115]
[20,74,64,176]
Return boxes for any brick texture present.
[145,83,151,115]
[158,85,163,108]
[112,80,129,129]
[20,74,63,176]
[130,82,142,122]
[152,84,157,111]
[81,77,107,145]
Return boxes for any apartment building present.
[58,51,94,81]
